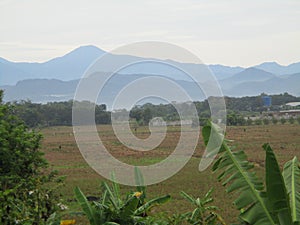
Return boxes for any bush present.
[255,119,262,125]
[246,118,253,126]
[263,118,270,125]
[280,117,287,124]
[289,117,295,124]
[272,117,278,125]
[0,90,62,224]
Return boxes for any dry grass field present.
[40,124,300,224]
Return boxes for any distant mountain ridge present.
[1,45,300,105]
[0,45,105,85]
[1,45,300,85]
[255,61,300,75]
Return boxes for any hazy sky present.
[0,0,300,67]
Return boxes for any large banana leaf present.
[134,194,171,215]
[202,123,275,225]
[74,186,102,225]
[264,143,292,225]
[283,156,300,223]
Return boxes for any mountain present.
[2,71,300,107]
[0,45,244,85]
[0,58,33,85]
[255,61,300,75]
[1,73,206,108]
[0,45,105,85]
[2,45,300,85]
[209,64,244,80]
[1,45,300,105]
[219,67,276,90]
[225,73,300,97]
[3,79,78,102]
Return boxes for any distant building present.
[276,109,300,118]
[286,102,300,107]
[150,117,166,126]
[150,118,193,126]
[167,120,193,126]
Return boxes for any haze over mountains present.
[1,45,300,106]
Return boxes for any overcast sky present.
[0,0,300,67]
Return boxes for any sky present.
[0,0,300,67]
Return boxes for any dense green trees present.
[227,112,246,126]
[3,90,300,128]
[10,100,111,127]
[0,90,61,224]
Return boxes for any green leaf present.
[102,181,119,209]
[103,222,120,225]
[120,194,139,218]
[264,143,292,225]
[283,156,300,222]
[134,166,146,204]
[134,167,146,193]
[110,172,121,207]
[202,122,276,225]
[74,186,100,225]
[180,191,195,204]
[134,194,171,215]
[190,207,200,221]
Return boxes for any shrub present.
[280,117,287,124]
[289,117,295,124]
[263,118,270,125]
[0,90,62,224]
[74,169,170,225]
[272,117,278,125]
[254,119,262,125]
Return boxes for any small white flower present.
[28,190,34,195]
[57,202,68,210]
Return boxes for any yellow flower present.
[134,192,142,198]
[60,220,76,225]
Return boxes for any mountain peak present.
[254,62,286,75]
[257,61,282,67]
[61,45,106,58]
[240,67,274,76]
[44,45,106,66]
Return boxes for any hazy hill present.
[255,61,300,75]
[0,45,105,85]
[220,67,276,90]
[3,45,299,85]
[1,45,300,104]
[225,73,300,97]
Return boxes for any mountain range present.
[1,45,300,107]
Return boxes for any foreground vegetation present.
[0,90,63,224]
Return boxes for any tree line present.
[5,91,300,128]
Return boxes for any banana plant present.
[202,122,300,225]
[74,167,170,225]
[180,188,226,225]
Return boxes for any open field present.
[41,124,300,224]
